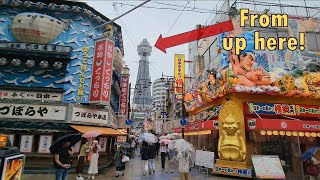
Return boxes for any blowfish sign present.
[118,75,129,117]
[174,54,185,100]
[89,38,115,105]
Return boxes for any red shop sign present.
[246,118,320,132]
[118,75,129,117]
[89,38,114,105]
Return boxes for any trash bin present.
[0,134,26,180]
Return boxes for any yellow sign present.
[174,54,185,99]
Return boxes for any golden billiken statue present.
[218,114,246,161]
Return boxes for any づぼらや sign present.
[72,106,109,125]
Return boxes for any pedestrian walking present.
[131,139,136,152]
[177,152,191,180]
[148,143,156,174]
[155,141,160,157]
[160,142,168,171]
[88,140,100,179]
[140,141,149,175]
[114,146,125,177]
[53,138,73,180]
[76,140,90,180]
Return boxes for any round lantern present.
[53,61,62,69]
[23,1,33,8]
[11,59,21,66]
[36,2,44,9]
[48,3,56,11]
[25,60,35,68]
[11,0,21,7]
[71,6,81,14]
[0,58,7,66]
[83,9,92,17]
[39,61,49,69]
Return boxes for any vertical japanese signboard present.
[90,38,115,105]
[174,54,185,100]
[118,75,129,117]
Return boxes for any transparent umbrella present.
[138,133,158,143]
[168,139,195,166]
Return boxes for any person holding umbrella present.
[88,140,100,179]
[53,138,73,180]
[76,139,90,180]
[302,147,320,179]
[140,141,149,175]
[114,146,126,177]
[50,134,82,180]
[160,142,168,172]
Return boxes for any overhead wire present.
[112,2,228,14]
[150,1,191,57]
[113,3,137,48]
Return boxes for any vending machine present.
[0,134,25,180]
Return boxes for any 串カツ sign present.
[89,38,114,105]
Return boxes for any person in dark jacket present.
[155,141,160,157]
[114,146,125,177]
[148,143,156,174]
[140,141,149,175]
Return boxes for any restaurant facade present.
[182,1,320,179]
[0,0,129,171]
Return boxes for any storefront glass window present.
[247,131,306,179]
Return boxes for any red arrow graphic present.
[155,20,234,53]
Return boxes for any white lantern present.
[26,60,35,68]
[36,2,44,9]
[23,1,32,8]
[11,0,21,7]
[39,61,49,69]
[83,9,92,17]
[48,3,56,11]
[93,15,102,22]
[53,61,62,69]
[0,0,8,6]
[59,4,69,12]
[11,59,21,66]
[71,6,81,14]
[0,58,7,66]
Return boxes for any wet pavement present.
[23,151,240,180]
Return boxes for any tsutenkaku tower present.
[133,38,152,109]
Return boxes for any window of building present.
[306,32,320,51]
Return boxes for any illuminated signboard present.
[174,54,185,100]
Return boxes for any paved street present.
[23,150,240,180]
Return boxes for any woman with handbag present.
[76,140,90,180]
[114,146,127,177]
[304,157,320,180]
[88,140,100,179]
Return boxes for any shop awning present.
[246,118,320,137]
[174,120,219,133]
[0,120,72,132]
[71,125,126,136]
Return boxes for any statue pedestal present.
[213,159,252,178]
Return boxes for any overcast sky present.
[84,0,225,89]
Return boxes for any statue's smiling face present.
[223,114,239,135]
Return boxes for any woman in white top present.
[160,142,167,171]
[88,140,100,179]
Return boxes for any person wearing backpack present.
[304,156,320,180]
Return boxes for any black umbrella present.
[49,134,82,154]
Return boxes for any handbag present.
[87,151,93,161]
[122,155,129,163]
[305,162,319,176]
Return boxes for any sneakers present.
[76,176,84,180]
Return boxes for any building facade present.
[179,0,320,179]
[0,0,127,171]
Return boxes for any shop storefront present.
[175,119,219,152]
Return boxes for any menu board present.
[252,155,285,179]
[195,150,214,168]
[38,135,52,154]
